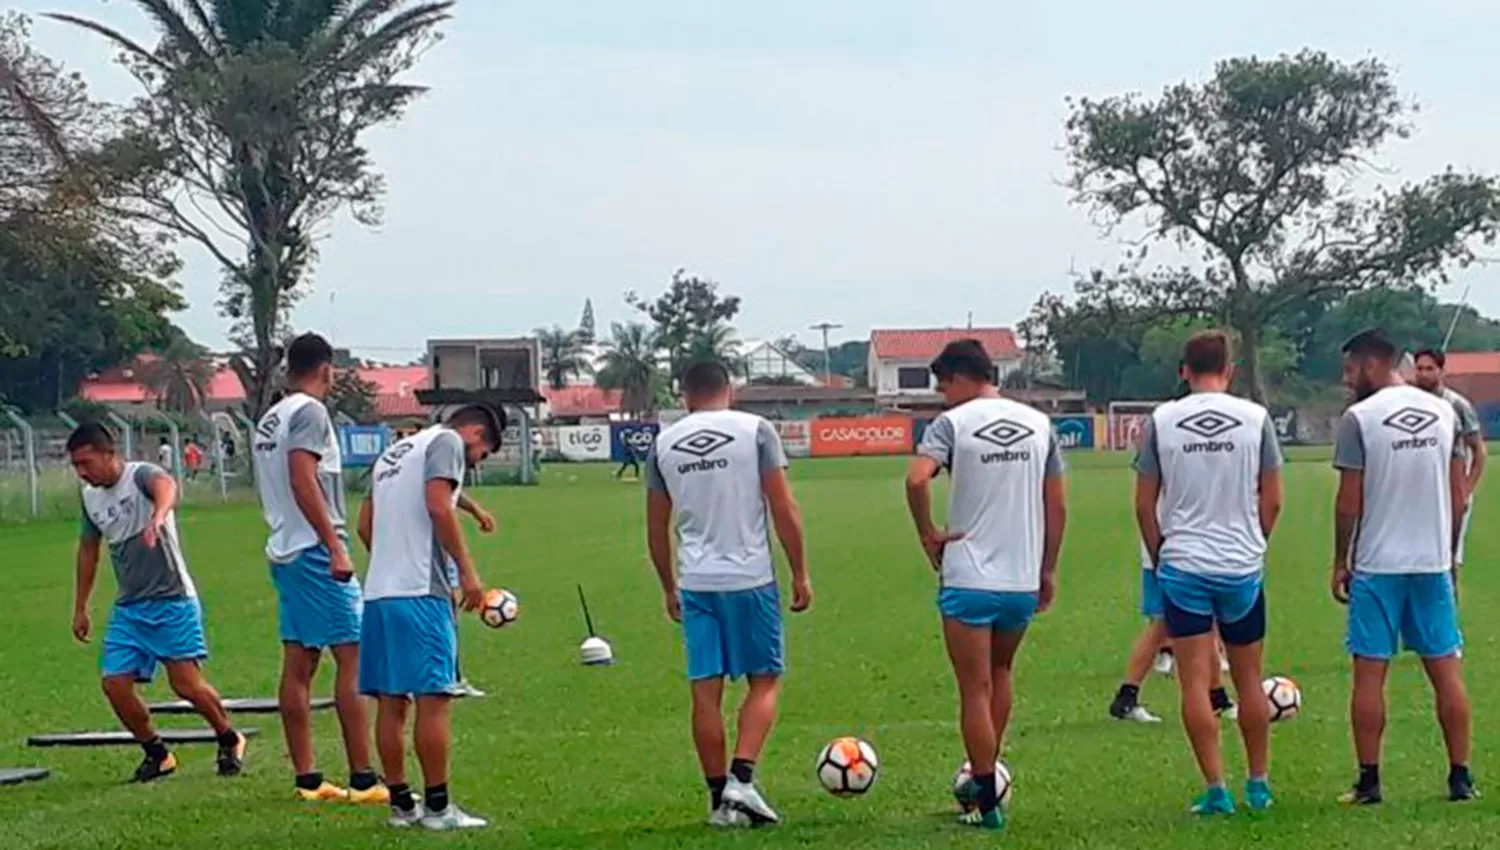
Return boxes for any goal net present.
[1105,401,1161,452]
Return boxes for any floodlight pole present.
[809,322,843,385]
[3,408,38,518]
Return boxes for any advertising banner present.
[612,422,660,462]
[772,420,811,458]
[339,425,390,468]
[1051,416,1095,451]
[810,415,913,457]
[557,425,610,462]
[1269,406,1300,445]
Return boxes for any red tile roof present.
[870,328,1021,361]
[361,366,429,419]
[544,385,622,418]
[1442,352,1500,376]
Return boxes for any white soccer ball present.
[1262,675,1301,722]
[953,760,1013,812]
[815,737,879,797]
[480,589,519,629]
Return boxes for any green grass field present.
[1,452,1495,849]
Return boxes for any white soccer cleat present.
[387,805,423,829]
[453,681,487,698]
[1153,651,1175,677]
[420,804,489,831]
[1219,704,1240,721]
[1220,656,1231,674]
[1123,705,1163,723]
[723,778,780,825]
[708,804,750,828]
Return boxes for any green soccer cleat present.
[958,807,1005,831]
[1245,778,1274,811]
[1190,785,1235,816]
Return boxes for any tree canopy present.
[628,269,742,386]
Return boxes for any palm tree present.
[138,331,212,414]
[536,325,592,390]
[597,322,662,416]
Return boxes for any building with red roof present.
[867,327,1023,401]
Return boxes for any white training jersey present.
[1134,393,1282,577]
[80,462,196,603]
[1334,385,1463,575]
[645,409,788,593]
[252,393,347,563]
[916,396,1062,593]
[364,426,468,601]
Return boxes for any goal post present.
[1105,401,1162,452]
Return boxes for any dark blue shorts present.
[1157,564,1266,645]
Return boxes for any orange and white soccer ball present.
[954,760,1013,812]
[480,589,519,628]
[1262,675,1301,722]
[815,737,879,796]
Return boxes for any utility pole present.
[809,322,843,385]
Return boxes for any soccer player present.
[1412,349,1487,586]
[645,360,811,828]
[252,332,383,803]
[66,423,247,782]
[906,339,1066,831]
[1332,330,1475,804]
[357,405,502,830]
[1134,331,1282,815]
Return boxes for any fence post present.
[232,410,256,487]
[519,408,534,486]
[3,408,38,519]
[200,410,228,502]
[150,413,183,480]
[56,411,79,430]
[105,411,134,460]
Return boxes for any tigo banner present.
[612,422,660,462]
[557,425,610,462]
[1051,416,1095,450]
[772,420,811,458]
[810,415,913,457]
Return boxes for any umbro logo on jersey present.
[1177,410,1241,453]
[974,418,1034,463]
[1383,407,1441,451]
[672,429,734,473]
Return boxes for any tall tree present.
[53,1,454,419]
[577,298,596,345]
[327,368,378,423]
[536,325,592,390]
[597,322,662,416]
[627,269,741,386]
[1063,51,1500,402]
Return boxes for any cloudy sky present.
[17,0,1500,360]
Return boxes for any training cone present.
[579,636,614,666]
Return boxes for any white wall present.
[873,357,1021,395]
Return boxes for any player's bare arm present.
[1332,469,1363,604]
[72,532,101,642]
[762,467,811,612]
[457,492,497,534]
[356,495,374,553]
[1133,473,1164,567]
[288,448,352,581]
[427,478,483,611]
[1039,471,1067,614]
[905,455,960,569]
[1465,433,1486,492]
[645,488,679,622]
[141,471,177,550]
[1258,468,1284,541]
[1450,455,1470,578]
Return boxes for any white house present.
[868,327,1023,398]
[738,339,820,386]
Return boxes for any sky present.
[15,0,1500,361]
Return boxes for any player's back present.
[252,392,346,562]
[1340,385,1458,574]
[81,462,196,602]
[365,425,465,600]
[649,409,778,593]
[1147,393,1277,575]
[932,396,1057,592]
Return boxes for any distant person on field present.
[1333,330,1475,804]
[67,423,247,783]
[184,439,204,481]
[357,405,503,830]
[252,332,383,804]
[617,433,644,480]
[157,437,174,473]
[1135,331,1282,815]
[646,360,811,827]
[906,339,1067,831]
[1413,349,1487,587]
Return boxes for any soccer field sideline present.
[0,453,1494,849]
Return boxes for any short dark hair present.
[67,423,115,453]
[1414,348,1446,369]
[285,332,334,378]
[1342,329,1398,363]
[929,339,993,383]
[447,404,506,450]
[682,360,732,397]
[1182,330,1232,376]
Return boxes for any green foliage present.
[577,298,596,345]
[627,269,742,385]
[597,321,663,416]
[536,325,593,391]
[1063,50,1500,401]
[327,367,378,424]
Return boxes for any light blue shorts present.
[102,598,207,682]
[270,545,363,650]
[1141,569,1165,620]
[1348,572,1462,660]
[1156,564,1262,623]
[681,583,784,681]
[360,597,459,697]
[938,587,1039,633]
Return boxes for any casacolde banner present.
[810,415,913,457]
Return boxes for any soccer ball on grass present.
[815,737,879,796]
[1262,675,1302,722]
[953,760,1013,812]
